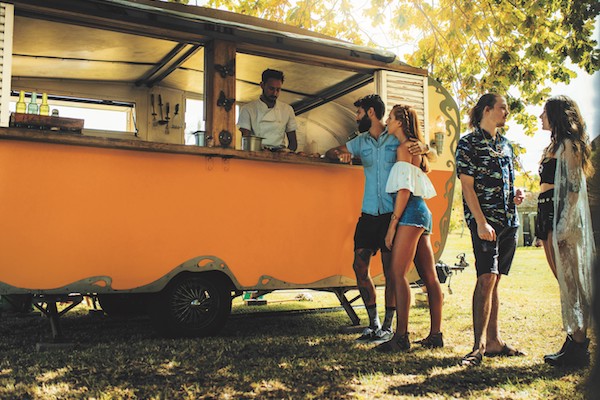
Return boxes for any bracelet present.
[391,213,398,220]
[423,143,430,154]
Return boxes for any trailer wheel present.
[97,294,150,316]
[149,274,231,337]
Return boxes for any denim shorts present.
[398,194,432,234]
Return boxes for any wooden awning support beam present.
[204,40,237,148]
[145,44,202,87]
[135,43,188,87]
[292,73,374,116]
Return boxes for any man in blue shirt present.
[455,93,525,366]
[326,95,431,343]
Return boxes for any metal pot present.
[193,130,205,146]
[242,136,264,151]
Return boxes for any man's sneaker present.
[355,327,377,342]
[370,328,394,344]
[356,328,393,344]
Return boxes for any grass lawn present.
[0,231,593,399]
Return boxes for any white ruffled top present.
[386,161,437,199]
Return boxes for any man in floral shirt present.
[455,93,524,366]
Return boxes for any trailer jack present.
[330,287,361,326]
[32,294,83,343]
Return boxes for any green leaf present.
[197,0,599,136]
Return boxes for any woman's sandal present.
[460,350,483,367]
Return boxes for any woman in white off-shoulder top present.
[376,105,444,353]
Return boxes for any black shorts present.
[469,221,518,276]
[354,213,392,254]
[535,189,554,240]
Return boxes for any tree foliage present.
[202,0,366,45]
[380,0,600,134]
[171,0,599,135]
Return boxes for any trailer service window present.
[10,92,136,134]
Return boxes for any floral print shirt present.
[455,127,519,228]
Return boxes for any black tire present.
[97,294,150,317]
[149,273,232,337]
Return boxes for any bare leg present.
[572,329,587,343]
[390,226,423,337]
[485,275,504,352]
[542,231,557,279]
[353,248,375,306]
[414,234,443,335]
[381,251,395,308]
[472,273,498,353]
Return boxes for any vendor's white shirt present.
[237,99,297,147]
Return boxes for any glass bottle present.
[39,93,50,116]
[16,90,26,114]
[27,92,39,115]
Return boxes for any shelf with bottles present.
[9,113,84,133]
[14,91,51,116]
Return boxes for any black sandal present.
[460,349,483,367]
[486,344,525,357]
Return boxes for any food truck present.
[0,0,460,338]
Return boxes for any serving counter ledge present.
[0,128,342,167]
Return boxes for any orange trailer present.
[0,0,459,338]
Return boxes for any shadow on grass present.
[384,361,588,397]
[0,308,591,399]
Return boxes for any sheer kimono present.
[552,139,596,334]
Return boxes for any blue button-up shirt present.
[455,128,519,228]
[346,130,399,215]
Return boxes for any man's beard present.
[357,115,371,132]
[261,92,277,103]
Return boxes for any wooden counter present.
[0,127,345,167]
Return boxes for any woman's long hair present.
[543,95,594,177]
[391,104,430,173]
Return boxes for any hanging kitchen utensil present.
[164,102,170,134]
[157,94,166,124]
[171,103,181,129]
[150,94,157,124]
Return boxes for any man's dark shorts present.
[468,221,518,276]
[354,212,392,254]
